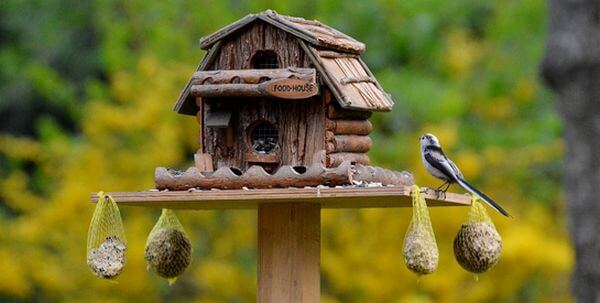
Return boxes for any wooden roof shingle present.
[199,10,365,54]
[301,44,393,112]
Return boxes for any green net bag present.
[87,191,127,279]
[145,209,192,283]
[453,196,503,273]
[403,185,439,275]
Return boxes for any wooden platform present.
[89,186,471,209]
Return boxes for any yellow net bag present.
[466,197,495,226]
[145,209,192,283]
[403,185,439,275]
[453,196,502,274]
[87,191,127,279]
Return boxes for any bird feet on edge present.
[419,187,447,200]
[434,189,447,200]
[432,182,450,200]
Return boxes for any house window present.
[252,50,279,69]
[250,121,278,153]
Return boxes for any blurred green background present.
[0,0,571,302]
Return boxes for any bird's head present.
[420,133,441,149]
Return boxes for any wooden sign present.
[262,79,319,99]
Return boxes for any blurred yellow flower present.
[0,249,31,298]
[477,96,516,121]
[514,79,537,104]
[454,151,483,179]
[444,29,483,79]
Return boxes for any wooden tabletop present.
[90,186,471,209]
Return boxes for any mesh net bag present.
[466,196,495,226]
[87,191,127,279]
[453,196,503,274]
[145,209,192,283]
[403,185,439,275]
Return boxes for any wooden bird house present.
[93,10,471,303]
[173,10,393,176]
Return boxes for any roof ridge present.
[198,10,365,54]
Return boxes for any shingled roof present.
[199,10,365,54]
[174,10,394,115]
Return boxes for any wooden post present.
[258,203,320,303]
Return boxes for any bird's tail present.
[456,177,510,217]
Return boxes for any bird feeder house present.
[93,10,470,303]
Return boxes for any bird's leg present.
[435,181,449,199]
[441,182,451,193]
[436,181,449,192]
[436,183,452,199]
[438,190,446,200]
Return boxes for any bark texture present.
[541,1,600,302]
[202,22,325,170]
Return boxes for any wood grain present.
[202,23,324,171]
[194,153,213,172]
[173,41,223,115]
[192,83,268,97]
[210,22,311,71]
[258,203,320,303]
[304,44,393,112]
[191,68,316,85]
[326,119,372,135]
[203,96,324,170]
[198,10,365,54]
[195,97,204,146]
[191,79,319,99]
[326,103,372,120]
[327,135,372,153]
[89,186,472,209]
[327,152,370,167]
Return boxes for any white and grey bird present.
[420,133,510,217]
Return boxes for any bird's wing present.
[424,149,460,182]
[446,157,464,179]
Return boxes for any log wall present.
[325,97,372,167]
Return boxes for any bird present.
[420,133,510,217]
